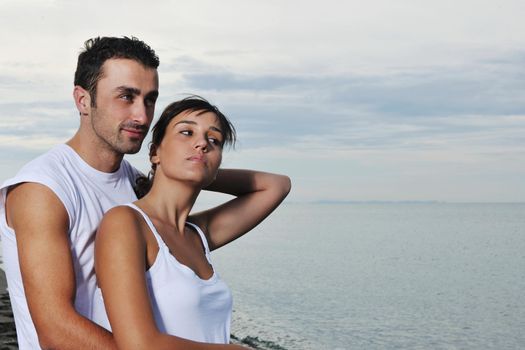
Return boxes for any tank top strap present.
[185,222,211,256]
[124,203,167,249]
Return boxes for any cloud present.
[182,72,307,92]
[1,0,524,201]
[164,52,525,157]
[2,49,523,166]
[0,101,76,146]
[0,74,31,88]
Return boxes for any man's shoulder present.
[17,144,72,173]
[0,145,77,224]
[121,158,140,173]
[120,158,142,184]
[2,145,66,186]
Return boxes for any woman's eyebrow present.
[174,120,197,126]
[209,126,223,133]
[174,120,223,133]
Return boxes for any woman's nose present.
[194,135,208,152]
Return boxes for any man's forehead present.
[100,58,157,76]
[98,58,158,89]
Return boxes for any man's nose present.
[131,101,150,125]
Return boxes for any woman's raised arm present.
[192,169,291,250]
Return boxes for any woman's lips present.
[187,154,206,163]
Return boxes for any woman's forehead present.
[170,109,221,128]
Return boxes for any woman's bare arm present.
[194,169,291,250]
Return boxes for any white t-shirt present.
[92,203,232,344]
[0,144,139,349]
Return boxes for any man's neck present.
[66,134,124,173]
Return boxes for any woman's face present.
[152,109,224,187]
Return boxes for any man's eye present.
[145,98,156,107]
[121,94,133,101]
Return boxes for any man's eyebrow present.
[116,86,141,95]
[115,86,158,101]
[146,90,159,100]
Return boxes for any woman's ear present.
[73,86,91,116]
[149,144,159,165]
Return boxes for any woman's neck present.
[137,180,200,235]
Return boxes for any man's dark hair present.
[74,36,159,106]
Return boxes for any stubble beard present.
[91,108,148,156]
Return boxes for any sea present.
[210,202,525,349]
[1,202,525,349]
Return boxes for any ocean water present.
[1,203,524,349]
[210,203,525,349]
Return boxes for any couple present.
[0,37,290,349]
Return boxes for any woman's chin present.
[200,177,216,189]
[181,174,215,189]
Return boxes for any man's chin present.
[118,141,144,155]
[124,146,143,154]
[125,149,141,155]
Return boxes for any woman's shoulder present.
[98,205,145,240]
[105,204,137,217]
[102,205,141,223]
[187,212,209,235]
[95,205,150,283]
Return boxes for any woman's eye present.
[208,137,223,146]
[181,130,192,136]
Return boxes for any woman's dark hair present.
[74,36,159,107]
[135,96,236,198]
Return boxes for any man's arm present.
[6,183,116,350]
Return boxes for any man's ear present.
[73,86,92,116]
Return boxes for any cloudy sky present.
[1,0,524,202]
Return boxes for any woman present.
[92,96,291,349]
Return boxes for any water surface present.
[211,203,525,349]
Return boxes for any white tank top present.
[0,144,139,350]
[92,203,232,344]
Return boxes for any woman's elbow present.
[276,174,292,198]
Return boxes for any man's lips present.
[121,128,146,138]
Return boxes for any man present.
[0,36,160,349]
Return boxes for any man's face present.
[90,58,159,155]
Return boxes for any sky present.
[0,0,524,203]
